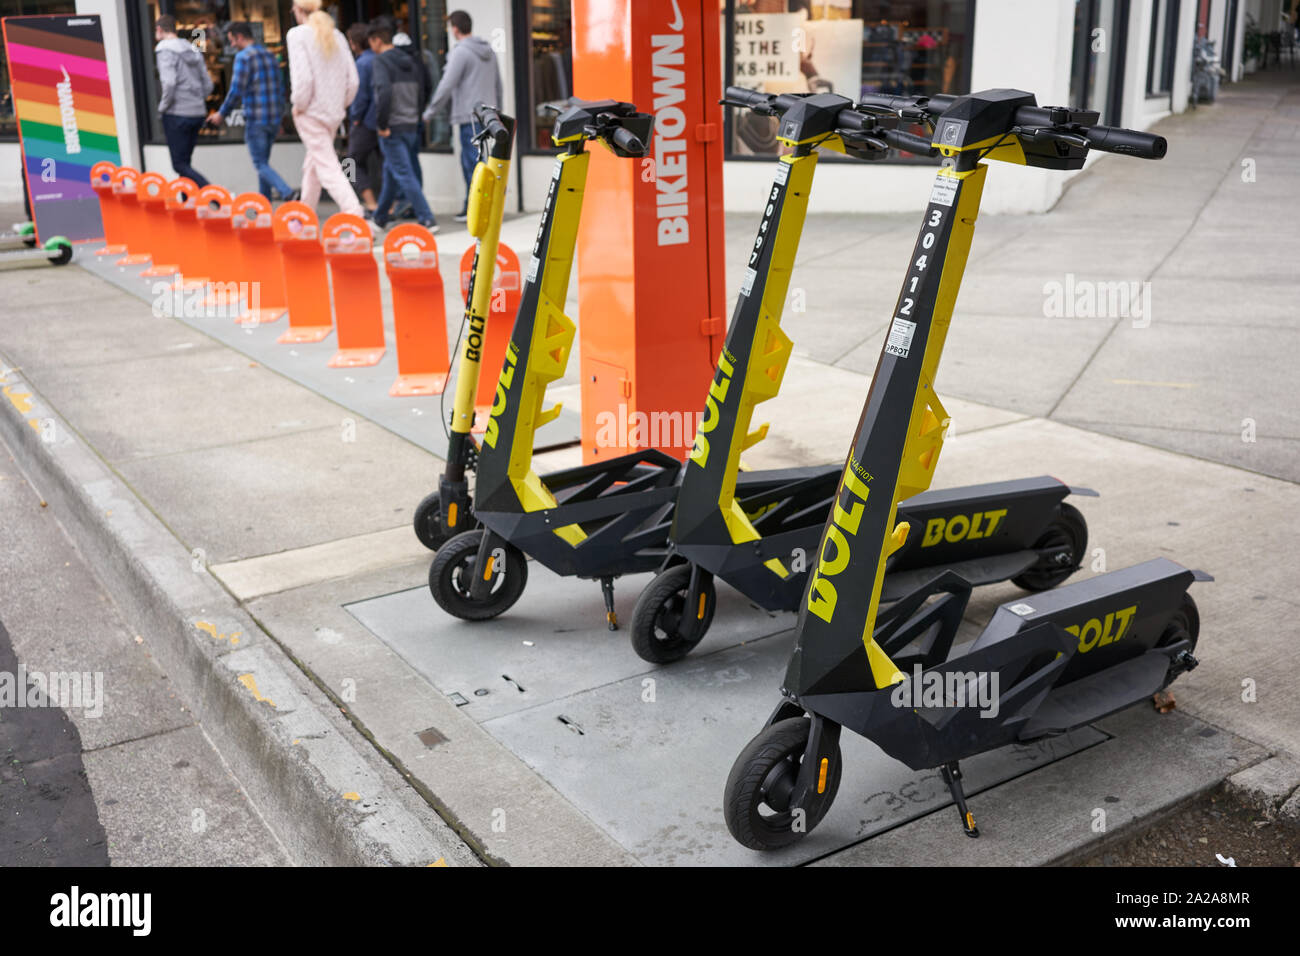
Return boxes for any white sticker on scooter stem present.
[929,175,957,207]
[1009,603,1036,616]
[740,267,757,297]
[885,316,917,358]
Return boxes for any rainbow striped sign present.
[2,14,120,242]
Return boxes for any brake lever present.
[1015,124,1090,150]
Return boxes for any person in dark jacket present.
[346,22,381,212]
[368,24,435,230]
[423,10,501,221]
[155,15,212,187]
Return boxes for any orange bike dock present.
[136,172,179,278]
[165,178,208,291]
[384,224,449,396]
[194,185,246,309]
[322,214,385,368]
[271,202,333,344]
[231,193,287,326]
[89,161,128,257]
[109,167,153,266]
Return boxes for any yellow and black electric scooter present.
[630,88,1097,664]
[427,99,663,625]
[412,105,515,552]
[723,89,1207,851]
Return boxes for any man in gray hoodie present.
[421,10,501,221]
[154,15,212,187]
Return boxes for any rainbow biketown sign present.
[2,14,121,242]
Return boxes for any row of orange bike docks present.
[89,160,518,408]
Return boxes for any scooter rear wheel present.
[1013,502,1088,591]
[429,530,527,621]
[413,491,476,551]
[1157,592,1199,688]
[724,717,841,851]
[630,563,716,663]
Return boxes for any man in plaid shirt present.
[208,22,296,200]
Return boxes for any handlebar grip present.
[1085,125,1167,160]
[835,108,871,133]
[612,126,647,156]
[883,127,938,156]
[723,86,773,110]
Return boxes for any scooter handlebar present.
[882,127,938,156]
[857,92,958,118]
[1083,124,1168,159]
[722,86,775,112]
[611,125,647,156]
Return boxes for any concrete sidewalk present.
[0,73,1296,865]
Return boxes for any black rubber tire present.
[1156,592,1200,688]
[428,530,527,621]
[629,563,717,664]
[1013,502,1088,591]
[723,717,842,851]
[413,491,453,551]
[47,242,73,266]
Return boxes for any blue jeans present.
[458,122,478,208]
[375,127,433,225]
[161,113,209,187]
[245,121,293,200]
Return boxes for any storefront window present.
[725,0,972,161]
[1070,0,1128,124]
[1146,0,1180,96]
[516,0,572,152]
[138,1,295,145]
[1,0,79,140]
[416,0,451,149]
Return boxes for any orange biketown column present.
[572,0,726,463]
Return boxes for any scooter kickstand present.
[600,577,618,631]
[940,762,980,838]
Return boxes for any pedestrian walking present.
[346,22,381,213]
[422,10,501,222]
[154,15,212,187]
[368,23,436,231]
[285,0,362,217]
[207,22,296,201]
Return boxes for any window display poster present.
[732,13,802,93]
[802,18,863,100]
[2,14,119,242]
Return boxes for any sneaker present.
[453,208,468,223]
[286,189,302,202]
[419,219,440,235]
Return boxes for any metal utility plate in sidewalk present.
[76,247,582,459]
[346,565,1105,866]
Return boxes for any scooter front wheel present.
[630,564,716,663]
[1013,502,1088,591]
[429,530,527,621]
[724,717,841,851]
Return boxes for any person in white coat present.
[286,0,362,216]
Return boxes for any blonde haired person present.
[286,0,362,215]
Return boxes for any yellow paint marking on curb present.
[3,385,33,414]
[341,791,361,802]
[194,620,243,644]
[238,673,275,707]
[427,858,447,867]
[28,418,41,432]
[1109,378,1196,389]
